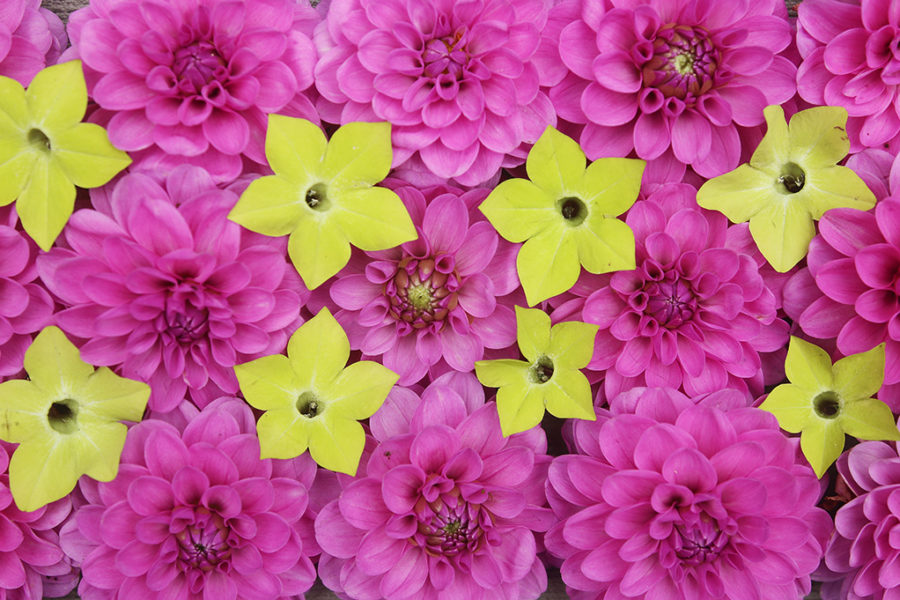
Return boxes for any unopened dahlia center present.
[645,24,720,99]
[173,40,226,90]
[389,257,459,329]
[423,31,468,78]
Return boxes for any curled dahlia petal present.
[0,0,67,85]
[37,167,307,413]
[546,387,832,600]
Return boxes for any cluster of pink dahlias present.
[6,0,900,598]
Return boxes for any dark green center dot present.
[48,399,78,434]
[304,183,330,211]
[559,196,587,226]
[813,391,841,419]
[27,129,51,152]
[530,356,555,384]
[777,162,806,194]
[297,391,321,418]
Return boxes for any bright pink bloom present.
[545,387,832,600]
[543,0,795,177]
[822,441,900,599]
[59,397,320,600]
[0,0,66,85]
[313,0,556,185]
[0,208,53,381]
[37,168,306,413]
[64,0,320,182]
[797,0,900,148]
[0,441,75,600]
[315,373,553,599]
[323,182,520,385]
[785,198,900,411]
[580,184,786,399]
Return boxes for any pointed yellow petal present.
[803,166,877,218]
[574,216,636,274]
[9,435,79,512]
[496,381,545,437]
[800,419,845,478]
[545,369,595,421]
[51,123,131,188]
[326,361,398,420]
[77,422,128,482]
[758,384,813,433]
[840,398,900,441]
[475,358,530,388]
[332,187,417,251]
[308,414,365,475]
[25,61,87,131]
[833,343,886,401]
[257,408,307,459]
[751,105,791,169]
[235,354,300,411]
[517,228,580,306]
[265,115,326,184]
[0,149,34,207]
[0,76,28,129]
[23,327,94,397]
[515,306,551,362]
[287,308,349,387]
[229,175,305,237]
[287,216,350,289]
[525,126,586,196]
[322,121,392,187]
[15,158,75,251]
[479,178,555,242]
[784,336,834,392]
[76,367,149,423]
[696,165,774,223]
[0,380,47,443]
[581,157,645,217]
[788,106,850,168]
[549,321,599,369]
[749,199,815,272]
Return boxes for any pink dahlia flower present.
[544,0,795,176]
[0,0,66,86]
[822,441,900,599]
[0,209,54,381]
[313,0,556,185]
[59,397,320,600]
[64,0,320,182]
[324,182,520,385]
[581,184,787,399]
[315,373,553,599]
[0,441,75,600]
[546,387,832,600]
[37,167,306,413]
[797,0,900,148]
[787,198,900,411]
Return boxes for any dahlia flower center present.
[529,356,555,384]
[558,197,587,226]
[165,303,209,343]
[813,390,841,419]
[297,391,320,418]
[646,279,696,327]
[674,520,728,564]
[47,399,78,434]
[644,24,720,100]
[422,503,482,556]
[304,183,331,211]
[388,257,460,330]
[173,40,227,92]
[177,514,230,569]
[27,128,51,152]
[777,162,806,194]
[422,30,468,78]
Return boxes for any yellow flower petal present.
[15,158,75,251]
[474,358,530,388]
[784,336,834,392]
[308,413,365,475]
[581,157,645,217]
[25,61,87,131]
[840,398,900,441]
[322,121,392,188]
[479,178,555,242]
[832,343,886,402]
[495,380,545,437]
[751,105,791,170]
[517,227,580,306]
[257,408,307,460]
[9,435,79,512]
[325,361,397,420]
[0,76,28,129]
[549,321,599,369]
[77,422,128,482]
[51,123,131,189]
[287,215,350,289]
[800,419,845,478]
[234,354,301,411]
[0,380,47,443]
[574,216,636,274]
[758,384,812,433]
[23,327,93,397]
[525,126,586,196]
[803,165,876,218]
[287,308,349,388]
[696,165,774,223]
[332,186,417,251]
[229,175,305,237]
[264,115,326,185]
[787,105,850,168]
[515,306,551,363]
[76,367,149,423]
[748,199,816,273]
[545,369,595,421]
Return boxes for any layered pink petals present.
[0,0,66,85]
[37,168,306,412]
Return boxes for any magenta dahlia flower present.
[581,183,786,399]
[0,209,54,381]
[323,182,520,385]
[786,198,900,412]
[37,167,306,413]
[0,441,75,600]
[64,0,320,182]
[315,373,553,599]
[59,397,319,600]
[797,0,900,148]
[313,0,556,185]
[544,0,795,177]
[546,387,832,600]
[822,441,900,599]
[0,0,66,85]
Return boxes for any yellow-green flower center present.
[529,356,555,384]
[558,196,587,226]
[813,390,841,419]
[47,399,78,434]
[297,391,321,418]
[27,128,51,152]
[672,52,695,75]
[304,183,331,211]
[407,283,433,310]
[777,162,806,194]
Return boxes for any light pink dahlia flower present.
[37,168,307,413]
[0,440,75,600]
[0,208,54,381]
[315,373,553,599]
[797,0,900,149]
[581,184,787,399]
[64,0,320,182]
[0,0,66,86]
[313,0,556,185]
[546,387,832,600]
[323,182,520,385]
[544,0,796,177]
[59,397,320,600]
